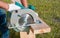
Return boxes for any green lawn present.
[1,0,60,38]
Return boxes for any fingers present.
[0,1,9,10]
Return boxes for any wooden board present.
[30,24,51,34]
[30,17,51,34]
[28,30,35,38]
[20,32,28,38]
[20,30,35,38]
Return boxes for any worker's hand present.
[21,0,28,8]
[0,1,9,10]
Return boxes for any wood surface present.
[30,17,51,34]
[20,30,35,38]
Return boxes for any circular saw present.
[8,9,41,32]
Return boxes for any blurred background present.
[0,0,60,38]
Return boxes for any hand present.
[21,0,28,8]
[0,1,9,10]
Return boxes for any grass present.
[0,0,60,38]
